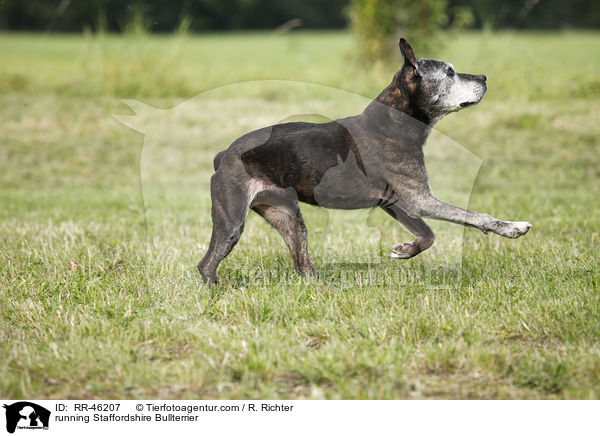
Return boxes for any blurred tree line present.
[0,0,348,31]
[1,0,598,32]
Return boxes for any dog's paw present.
[388,242,416,259]
[502,221,533,238]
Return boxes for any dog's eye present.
[447,68,455,77]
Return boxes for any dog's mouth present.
[459,101,478,108]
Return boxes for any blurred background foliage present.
[349,0,473,61]
[1,0,599,32]
[1,0,599,62]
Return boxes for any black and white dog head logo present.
[3,402,50,434]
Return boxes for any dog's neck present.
[361,75,440,146]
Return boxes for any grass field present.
[1,30,599,399]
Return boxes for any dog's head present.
[397,38,487,121]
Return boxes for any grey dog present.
[198,38,532,286]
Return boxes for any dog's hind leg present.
[252,204,316,277]
[198,170,255,286]
[382,203,435,259]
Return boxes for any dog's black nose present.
[478,74,487,83]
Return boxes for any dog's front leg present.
[418,197,532,238]
[381,204,435,259]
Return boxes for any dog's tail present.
[213,151,225,171]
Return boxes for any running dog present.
[198,38,532,286]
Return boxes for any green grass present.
[1,30,599,399]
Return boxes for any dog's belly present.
[253,169,382,210]
[305,186,380,209]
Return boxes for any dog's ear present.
[399,38,418,74]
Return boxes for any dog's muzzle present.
[460,76,487,107]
